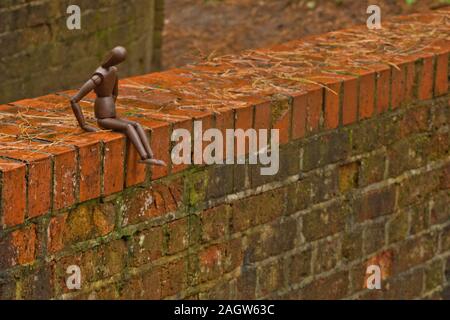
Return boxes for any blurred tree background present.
[162,0,449,69]
[0,0,163,104]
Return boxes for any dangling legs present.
[119,118,153,158]
[98,118,165,166]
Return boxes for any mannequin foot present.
[139,158,167,166]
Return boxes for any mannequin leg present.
[119,118,153,158]
[98,118,149,160]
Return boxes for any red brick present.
[417,53,435,101]
[90,132,125,196]
[28,159,52,217]
[376,67,391,114]
[0,160,26,228]
[215,109,235,161]
[324,82,340,129]
[45,146,77,211]
[434,52,449,96]
[166,218,189,255]
[342,78,358,125]
[78,141,102,201]
[359,73,375,119]
[193,113,215,165]
[0,147,51,218]
[150,123,170,180]
[125,137,147,188]
[306,88,323,133]
[10,224,37,265]
[47,215,66,253]
[104,137,125,195]
[254,102,271,130]
[161,258,186,297]
[391,64,406,109]
[291,93,307,139]
[198,244,224,283]
[404,61,416,103]
[171,119,193,174]
[234,106,254,157]
[272,97,291,144]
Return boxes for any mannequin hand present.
[82,124,100,132]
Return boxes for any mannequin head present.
[101,46,127,68]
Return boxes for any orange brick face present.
[342,78,358,125]
[324,82,340,130]
[0,160,26,228]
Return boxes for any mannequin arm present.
[70,75,102,132]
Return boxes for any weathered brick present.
[121,267,162,300]
[161,258,187,298]
[442,224,450,252]
[342,229,363,262]
[198,244,224,283]
[301,271,349,300]
[245,218,297,263]
[223,237,244,273]
[358,73,375,119]
[0,160,26,228]
[363,220,386,255]
[48,203,115,252]
[165,218,189,255]
[303,201,349,241]
[416,54,434,101]
[302,130,351,171]
[425,259,444,292]
[236,266,257,299]
[257,259,285,297]
[305,88,323,134]
[342,78,358,125]
[391,64,406,109]
[150,123,170,179]
[200,204,230,242]
[231,188,285,232]
[359,152,386,186]
[338,161,360,193]
[430,191,450,226]
[77,141,102,202]
[350,120,382,155]
[376,67,391,113]
[18,265,53,300]
[409,202,430,235]
[98,133,125,196]
[285,248,312,284]
[385,268,424,299]
[387,209,409,244]
[49,146,77,211]
[355,186,396,222]
[0,150,52,219]
[251,142,300,187]
[271,94,292,144]
[129,226,164,267]
[0,224,36,269]
[398,170,440,207]
[324,82,341,129]
[394,232,439,274]
[434,52,449,96]
[313,238,340,274]
[122,180,183,225]
[206,164,233,199]
[291,93,307,139]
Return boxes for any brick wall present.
[0,0,164,104]
[0,9,449,299]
